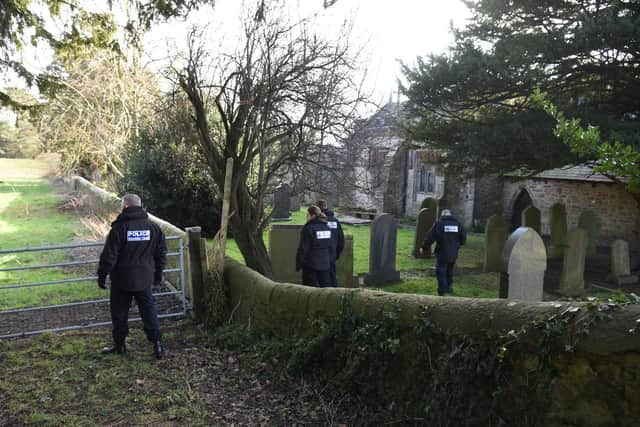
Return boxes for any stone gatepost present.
[521,206,541,236]
[364,214,401,286]
[549,203,568,259]
[484,214,509,273]
[413,208,437,258]
[499,227,546,301]
[558,228,588,296]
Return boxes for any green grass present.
[0,178,103,309]
[220,208,492,297]
[0,321,211,426]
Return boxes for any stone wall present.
[473,174,504,229]
[440,174,475,228]
[222,258,640,426]
[503,178,640,250]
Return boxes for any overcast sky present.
[3,0,470,107]
[143,0,470,105]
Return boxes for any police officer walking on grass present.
[317,199,344,287]
[296,205,333,287]
[97,194,167,359]
[420,209,466,296]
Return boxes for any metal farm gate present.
[0,236,187,339]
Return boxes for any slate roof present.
[504,163,627,183]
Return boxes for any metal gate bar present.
[0,236,187,339]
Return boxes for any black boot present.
[153,340,164,359]
[102,343,126,355]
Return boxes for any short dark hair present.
[316,199,328,210]
[122,194,142,207]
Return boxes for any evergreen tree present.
[402,0,640,176]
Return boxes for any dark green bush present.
[119,97,221,237]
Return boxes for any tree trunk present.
[231,216,273,278]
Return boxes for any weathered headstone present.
[413,208,437,258]
[336,235,357,287]
[364,214,401,286]
[558,228,588,296]
[483,215,509,272]
[608,240,638,285]
[420,197,439,214]
[578,210,601,256]
[289,194,301,213]
[521,206,541,235]
[269,224,303,284]
[549,203,568,259]
[499,227,546,301]
[272,183,292,221]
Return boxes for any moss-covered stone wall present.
[223,258,640,426]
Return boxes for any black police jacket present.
[296,218,332,272]
[325,210,345,261]
[97,206,168,291]
[422,215,467,263]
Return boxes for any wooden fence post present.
[186,226,205,321]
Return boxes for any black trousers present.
[435,259,455,296]
[328,261,338,287]
[110,286,161,345]
[302,268,331,287]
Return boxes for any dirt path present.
[0,319,359,426]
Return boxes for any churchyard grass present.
[222,209,493,296]
[0,159,104,309]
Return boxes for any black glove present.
[97,276,107,289]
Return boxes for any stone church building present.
[335,102,640,251]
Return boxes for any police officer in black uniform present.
[317,199,344,287]
[97,194,167,359]
[296,205,333,287]
[420,209,466,296]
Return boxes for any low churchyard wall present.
[223,258,640,426]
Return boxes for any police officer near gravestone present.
[97,194,167,359]
[317,199,344,287]
[296,205,333,287]
[420,209,466,296]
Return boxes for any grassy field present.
[0,158,104,309]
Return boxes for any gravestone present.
[272,183,292,221]
[558,228,588,296]
[336,235,357,287]
[608,240,638,285]
[269,224,303,284]
[364,214,401,286]
[290,194,301,213]
[499,227,546,301]
[578,210,601,256]
[521,206,541,235]
[413,208,437,258]
[420,197,439,214]
[549,203,568,259]
[483,215,509,272]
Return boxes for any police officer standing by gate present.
[296,205,333,287]
[97,194,167,359]
[420,209,466,296]
[317,199,344,286]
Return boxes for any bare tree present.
[175,2,366,276]
[38,49,159,185]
